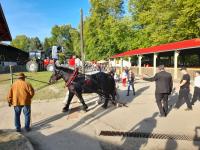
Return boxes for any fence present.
[0,65,26,74]
[0,65,50,90]
[0,66,68,106]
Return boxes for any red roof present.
[111,38,200,58]
[0,4,12,41]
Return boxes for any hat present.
[180,67,187,71]
[17,72,26,78]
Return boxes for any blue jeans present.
[14,105,31,130]
[127,82,135,95]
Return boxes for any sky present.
[0,0,91,41]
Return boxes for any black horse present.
[49,65,116,112]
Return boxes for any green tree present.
[43,38,51,51]
[48,24,80,57]
[29,37,42,50]
[174,0,200,40]
[11,35,30,51]
[50,25,73,51]
[84,0,134,60]
[69,28,80,57]
[128,0,200,47]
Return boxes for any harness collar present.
[66,68,79,87]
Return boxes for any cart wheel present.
[46,64,55,72]
[26,61,38,72]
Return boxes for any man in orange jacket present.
[7,72,34,132]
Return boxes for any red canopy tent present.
[111,38,200,58]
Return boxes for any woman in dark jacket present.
[127,70,135,96]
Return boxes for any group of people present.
[143,65,200,117]
[110,65,200,117]
[6,65,200,133]
[111,67,136,96]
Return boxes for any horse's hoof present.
[83,108,88,112]
[97,99,103,104]
[83,106,88,112]
[62,107,69,112]
[112,101,117,106]
[123,104,128,107]
[102,105,107,109]
[97,101,102,104]
[84,109,88,112]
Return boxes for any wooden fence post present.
[9,65,13,85]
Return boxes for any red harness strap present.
[66,68,79,87]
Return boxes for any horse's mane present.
[55,65,74,72]
[54,65,109,79]
[55,65,84,75]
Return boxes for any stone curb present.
[0,130,34,150]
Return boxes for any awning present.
[111,38,200,58]
[0,4,12,41]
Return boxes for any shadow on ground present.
[25,112,200,150]
[118,112,159,150]
[22,87,200,150]
[168,91,193,115]
[0,129,33,150]
[193,126,200,149]
[116,86,150,105]
[30,85,150,132]
[31,98,100,131]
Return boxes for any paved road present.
[1,80,200,150]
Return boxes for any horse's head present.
[49,65,77,84]
[49,69,63,84]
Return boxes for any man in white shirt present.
[75,57,81,67]
[191,71,200,105]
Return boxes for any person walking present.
[7,72,35,132]
[142,65,173,117]
[127,70,135,96]
[175,67,192,110]
[125,67,129,76]
[191,71,200,105]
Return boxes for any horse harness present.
[65,68,79,87]
[65,68,93,87]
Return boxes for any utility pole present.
[80,8,85,74]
